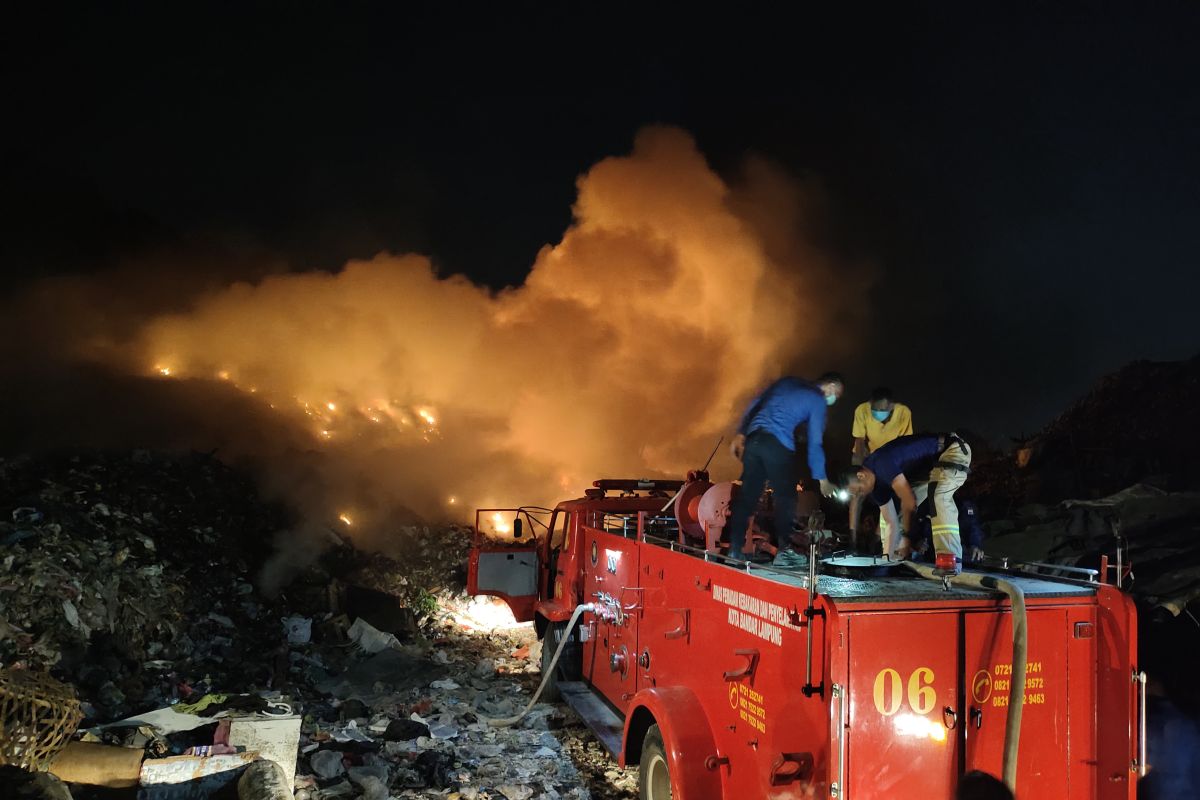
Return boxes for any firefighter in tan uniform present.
[844,432,972,571]
[849,387,914,556]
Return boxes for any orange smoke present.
[94,127,869,535]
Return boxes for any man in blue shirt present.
[844,432,973,570]
[727,373,844,559]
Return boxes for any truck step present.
[556,681,625,758]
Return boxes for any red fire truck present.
[467,476,1144,800]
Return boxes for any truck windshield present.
[550,511,570,549]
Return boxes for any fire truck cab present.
[468,477,1144,800]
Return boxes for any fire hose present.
[485,602,598,727]
[904,562,1027,792]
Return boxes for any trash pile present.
[0,449,290,722]
[0,449,632,798]
[968,356,1200,513]
[983,483,1200,615]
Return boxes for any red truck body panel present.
[467,489,1141,799]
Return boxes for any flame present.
[326,402,337,411]
[448,496,458,505]
[417,408,436,426]
[217,370,231,381]
[338,512,353,526]
[493,512,510,535]
[155,365,172,377]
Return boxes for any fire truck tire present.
[638,724,673,800]
[540,620,580,702]
[539,629,562,702]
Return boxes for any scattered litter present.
[283,615,313,645]
[309,749,346,778]
[347,617,401,654]
[0,450,605,799]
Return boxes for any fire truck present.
[467,474,1144,799]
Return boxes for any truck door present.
[846,612,960,798]
[467,508,540,622]
[963,609,1071,799]
[580,523,641,714]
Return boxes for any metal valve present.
[609,646,629,676]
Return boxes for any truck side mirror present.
[513,517,523,539]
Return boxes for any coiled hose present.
[486,602,596,727]
[904,563,1027,791]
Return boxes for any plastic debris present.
[282,615,312,645]
[309,749,345,778]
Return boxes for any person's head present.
[869,386,894,421]
[817,372,845,407]
[844,465,875,497]
[955,771,1014,800]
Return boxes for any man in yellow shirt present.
[850,387,914,556]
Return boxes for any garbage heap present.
[0,449,618,799]
[968,356,1200,514]
[0,449,290,722]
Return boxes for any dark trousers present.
[728,431,797,557]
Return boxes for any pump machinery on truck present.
[467,473,1145,800]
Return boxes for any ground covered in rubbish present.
[0,449,634,799]
[283,607,640,800]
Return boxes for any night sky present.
[3,5,1198,440]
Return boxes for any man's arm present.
[899,405,914,437]
[806,400,827,480]
[737,393,763,435]
[806,399,836,496]
[880,502,905,557]
[850,404,868,465]
[891,473,919,537]
[848,494,862,534]
[731,391,765,461]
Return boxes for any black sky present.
[2,5,1198,440]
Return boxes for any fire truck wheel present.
[540,620,582,703]
[638,724,673,800]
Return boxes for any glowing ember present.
[326,402,337,411]
[216,370,231,381]
[155,365,172,377]
[338,513,353,526]
[448,496,458,505]
[319,429,331,439]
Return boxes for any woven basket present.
[0,669,83,771]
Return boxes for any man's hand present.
[895,535,913,561]
[969,546,985,562]
[819,478,837,498]
[730,433,746,461]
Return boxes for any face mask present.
[871,409,891,422]
[825,393,837,407]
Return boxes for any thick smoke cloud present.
[1,127,871,555]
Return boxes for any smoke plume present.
[1,127,871,552]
